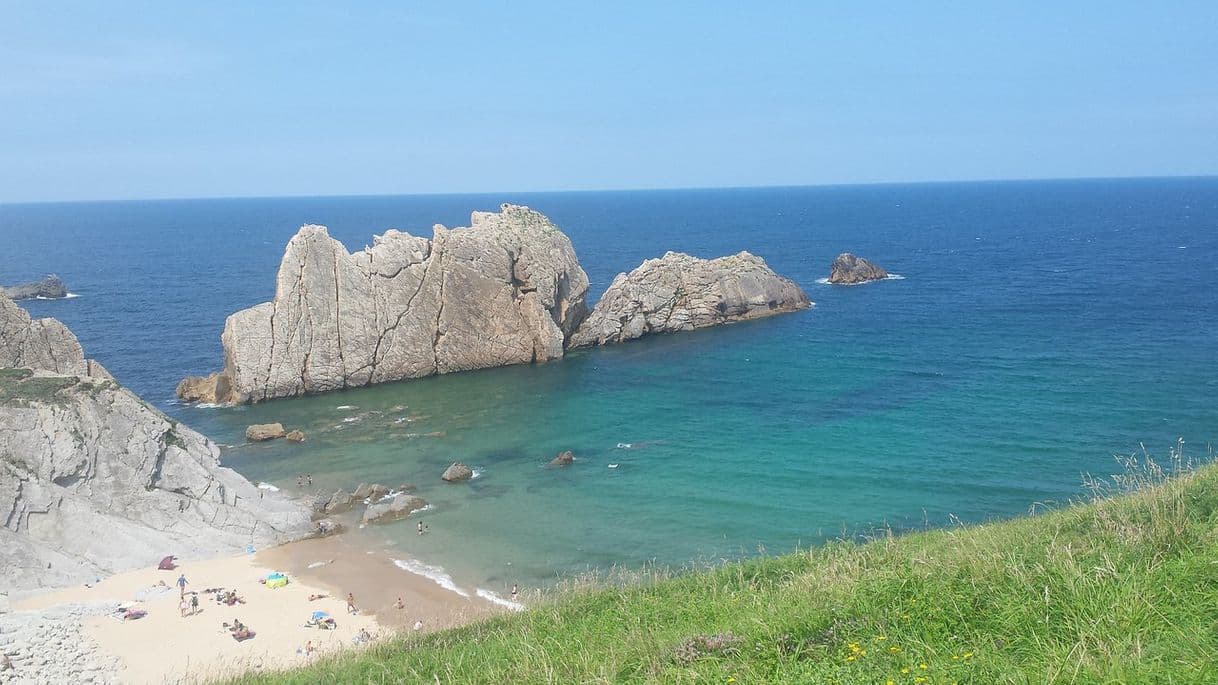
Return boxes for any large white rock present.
[183,204,590,403]
[569,251,811,346]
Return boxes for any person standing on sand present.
[511,583,519,601]
[394,597,404,610]
[190,593,199,615]
[346,592,357,614]
[179,598,189,618]
[176,573,188,598]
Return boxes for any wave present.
[471,469,484,480]
[256,482,280,492]
[33,292,80,300]
[392,558,470,597]
[476,588,524,611]
[815,274,905,286]
[616,442,633,449]
[341,416,362,423]
[336,405,357,410]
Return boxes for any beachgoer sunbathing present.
[232,628,255,642]
[413,620,423,631]
[308,593,328,601]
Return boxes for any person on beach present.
[176,573,188,597]
[305,640,315,657]
[190,593,199,615]
[394,597,405,610]
[511,583,519,601]
[306,473,313,486]
[346,592,357,614]
[179,598,189,617]
[413,620,423,631]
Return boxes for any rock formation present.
[361,494,428,525]
[550,450,575,467]
[1,274,68,301]
[827,253,889,284]
[442,462,474,482]
[569,251,811,347]
[285,429,306,442]
[323,490,353,515]
[0,294,312,594]
[179,204,590,403]
[245,423,286,441]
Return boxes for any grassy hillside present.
[231,446,1218,684]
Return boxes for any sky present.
[1,1,1216,202]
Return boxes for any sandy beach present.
[13,536,510,684]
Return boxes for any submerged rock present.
[2,274,68,300]
[361,494,428,525]
[569,251,810,347]
[549,450,575,467]
[245,423,286,442]
[183,204,590,403]
[0,296,311,594]
[285,429,306,442]
[442,462,474,482]
[827,253,889,284]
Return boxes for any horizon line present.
[2,173,1216,207]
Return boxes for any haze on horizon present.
[2,1,1215,204]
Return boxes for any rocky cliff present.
[179,204,589,403]
[0,295,311,594]
[569,251,811,347]
[827,253,889,284]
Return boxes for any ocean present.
[3,178,1216,598]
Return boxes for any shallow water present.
[4,179,1216,593]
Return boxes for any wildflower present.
[915,678,927,684]
[889,646,901,653]
[919,663,928,670]
[963,652,974,660]
[846,655,856,662]
[901,667,910,674]
[727,678,736,684]
[874,635,887,641]
[952,655,960,660]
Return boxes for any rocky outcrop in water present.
[569,251,811,347]
[0,294,312,595]
[549,450,575,467]
[246,422,286,441]
[827,253,889,284]
[442,462,473,482]
[179,204,590,404]
[361,494,428,525]
[1,275,68,301]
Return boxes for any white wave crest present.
[393,558,470,597]
[336,405,356,410]
[256,482,280,492]
[476,588,524,611]
[816,273,905,286]
[471,469,484,479]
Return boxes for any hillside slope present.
[231,451,1218,684]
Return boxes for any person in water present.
[417,520,425,535]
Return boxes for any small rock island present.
[1,274,69,300]
[827,253,889,285]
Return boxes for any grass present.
[229,442,1218,684]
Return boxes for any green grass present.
[229,444,1218,684]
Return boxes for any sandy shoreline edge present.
[11,535,511,684]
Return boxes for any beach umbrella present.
[311,610,330,621]
[157,555,176,570]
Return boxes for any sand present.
[15,536,511,684]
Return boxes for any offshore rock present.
[285,429,306,442]
[245,423,286,442]
[827,253,889,284]
[361,494,428,525]
[549,450,575,467]
[1,274,68,301]
[175,372,238,405]
[182,204,589,403]
[569,251,810,346]
[0,294,311,594]
[442,462,473,482]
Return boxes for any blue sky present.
[2,1,1215,202]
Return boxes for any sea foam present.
[476,588,525,611]
[257,482,280,492]
[393,558,470,597]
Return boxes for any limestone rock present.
[361,494,428,525]
[0,293,109,380]
[285,429,306,442]
[185,204,590,403]
[324,490,353,515]
[0,371,311,595]
[569,251,811,347]
[351,483,372,500]
[442,462,474,482]
[827,253,889,285]
[245,423,286,441]
[2,274,68,301]
[550,450,575,467]
[367,484,390,501]
[175,372,238,405]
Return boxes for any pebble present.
[0,601,121,684]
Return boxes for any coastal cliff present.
[569,251,811,347]
[0,295,311,594]
[179,204,589,403]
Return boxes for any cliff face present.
[0,295,311,594]
[569,251,811,347]
[183,204,590,403]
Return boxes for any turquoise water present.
[3,179,1216,594]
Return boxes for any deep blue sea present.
[3,179,1216,597]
